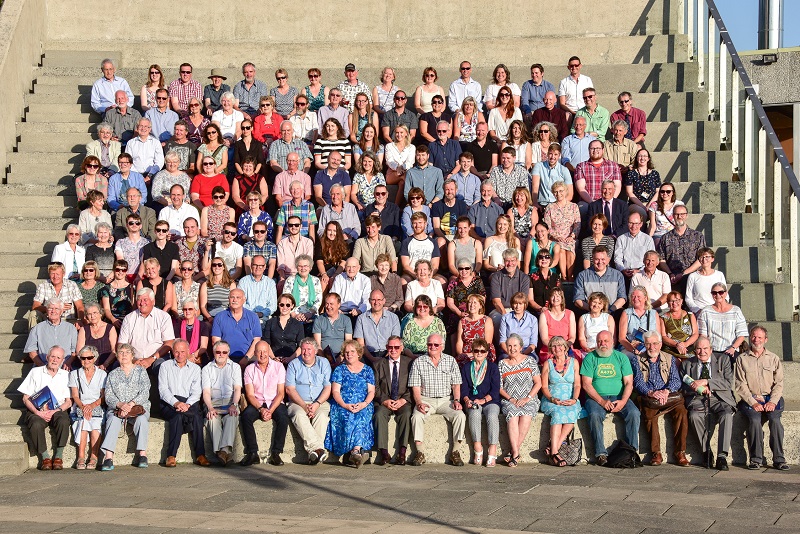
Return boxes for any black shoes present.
[268,453,284,466]
[596,454,608,466]
[715,456,729,471]
[239,452,261,466]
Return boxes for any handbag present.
[557,429,583,466]
[640,391,684,411]
[114,404,145,418]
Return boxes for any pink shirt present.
[273,170,312,203]
[244,360,286,406]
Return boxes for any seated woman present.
[685,247,728,315]
[487,87,522,143]
[99,343,150,471]
[353,124,384,171]
[618,285,660,360]
[543,181,580,280]
[85,222,115,283]
[524,221,561,275]
[350,150,386,214]
[100,259,136,329]
[324,339,375,468]
[77,303,117,370]
[453,96,484,146]
[460,339,501,467]
[114,213,149,279]
[263,294,304,365]
[577,291,615,354]
[659,291,698,359]
[136,258,174,313]
[52,224,86,282]
[401,295,446,358]
[195,124,229,179]
[192,152,230,209]
[698,282,748,358]
[404,259,445,315]
[172,298,209,365]
[231,157,268,214]
[211,91,244,155]
[237,191,273,243]
[233,123,266,180]
[400,187,433,239]
[507,186,537,250]
[201,186,235,240]
[498,334,542,467]
[483,215,521,274]
[502,121,533,171]
[498,291,537,359]
[151,151,191,207]
[370,253,405,314]
[455,294,495,365]
[445,258,485,332]
[78,190,112,245]
[314,117,352,171]
[85,122,120,177]
[315,222,349,292]
[528,250,561,314]
[348,92,379,143]
[172,260,201,319]
[447,216,483,278]
[78,261,106,308]
[385,124,415,204]
[69,345,107,470]
[581,213,616,270]
[282,254,323,328]
[537,287,576,363]
[199,259,236,321]
[75,155,109,209]
[540,336,582,467]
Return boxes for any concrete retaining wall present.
[0,0,46,180]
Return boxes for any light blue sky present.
[717,0,800,51]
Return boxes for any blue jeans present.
[584,395,640,456]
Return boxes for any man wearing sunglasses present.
[380,90,418,144]
[168,63,202,117]
[203,221,243,280]
[448,61,483,114]
[557,56,594,115]
[288,95,319,146]
[145,88,179,145]
[572,87,609,140]
[610,91,647,146]
[242,222,277,278]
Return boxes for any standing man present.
[558,56,594,115]
[354,290,401,365]
[285,338,333,465]
[145,88,179,144]
[364,184,402,242]
[520,63,556,124]
[448,61,483,113]
[431,179,469,250]
[681,336,736,470]
[159,338,209,467]
[573,87,610,139]
[604,120,638,169]
[288,94,319,146]
[201,340,241,466]
[90,59,133,116]
[233,62,268,120]
[468,181,504,239]
[586,180,628,238]
[159,184,199,237]
[404,145,443,205]
[240,340,290,467]
[408,333,467,466]
[580,330,640,466]
[573,245,627,312]
[372,336,412,465]
[337,63,371,111]
[610,92,647,146]
[163,121,198,175]
[168,63,202,117]
[735,326,788,470]
[211,289,261,370]
[381,90,418,144]
[453,152,481,206]
[273,153,312,206]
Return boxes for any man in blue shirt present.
[520,63,556,123]
[211,289,261,370]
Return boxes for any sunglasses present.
[211,263,224,268]
[308,74,319,78]
[212,194,226,199]
[660,190,674,194]
[155,228,169,233]
[711,290,726,296]
[156,96,168,101]
[427,342,442,347]
[458,266,472,271]
[436,129,448,133]
[387,345,402,350]
[223,230,237,236]
[79,356,95,361]
[252,264,266,268]
[410,196,422,201]
[114,267,127,272]
[86,163,100,169]
[189,103,200,108]
[539,255,551,260]
[394,96,407,101]
[473,349,488,354]
[296,102,308,106]
[460,67,471,71]
[568,64,580,68]
[538,129,550,134]
[253,229,267,234]
[180,267,193,271]
[374,191,387,196]
[242,125,252,130]
[260,103,272,107]
[276,76,287,80]
[150,71,160,75]
[278,303,293,308]
[82,268,95,273]
[203,162,216,166]
[127,221,141,226]
[182,307,195,311]
[180,70,192,74]
[583,95,595,99]
[287,223,301,228]
[498,93,511,98]
[619,99,631,104]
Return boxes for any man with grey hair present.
[572,87,609,139]
[145,88,179,144]
[631,330,689,466]
[25,298,77,368]
[211,288,261,370]
[488,248,530,332]
[604,120,638,168]
[104,90,142,144]
[428,120,462,177]
[233,62,268,119]
[159,338,209,467]
[85,122,121,175]
[317,87,351,138]
[318,184,360,243]
[269,120,313,173]
[202,340,242,466]
[90,58,133,116]
[610,91,647,146]
[126,118,164,179]
[118,287,175,369]
[273,153,312,206]
[330,258,372,322]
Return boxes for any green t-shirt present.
[580,350,632,397]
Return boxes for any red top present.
[252,112,284,143]
[190,174,229,207]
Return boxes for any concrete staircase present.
[0,0,797,473]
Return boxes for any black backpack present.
[605,440,643,468]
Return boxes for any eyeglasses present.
[278,303,293,308]
[127,221,141,226]
[82,268,95,273]
[180,267,193,271]
[308,74,320,78]
[583,95,595,100]
[79,356,95,361]
[539,255,551,260]
[538,129,550,134]
[207,130,219,135]
[189,103,200,108]
[473,349,488,354]
[252,229,267,234]
[211,263,224,268]
[417,305,430,310]
[427,342,442,347]
[711,290,726,296]
[260,103,272,107]
[432,100,443,105]
[619,99,631,104]
[180,70,192,74]
[660,190,674,195]
[410,196,422,201]
[212,194,226,199]
[374,191,387,196]
[668,299,682,304]
[460,66,471,71]
[287,223,301,228]
[68,232,81,236]
[242,125,252,130]
[155,228,169,233]
[387,345,402,350]
[119,160,132,165]
[156,96,168,101]
[425,74,436,78]
[276,76,287,80]
[498,94,511,99]
[86,163,100,168]
[223,230,237,236]
[214,350,230,355]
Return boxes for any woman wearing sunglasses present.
[201,186,235,241]
[190,153,230,209]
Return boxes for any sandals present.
[508,455,519,468]
[550,453,567,467]
[76,458,86,470]
[87,457,97,470]
[473,450,484,466]
[486,455,496,468]
[502,452,513,465]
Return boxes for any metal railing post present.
[757,127,767,237]
[697,0,705,87]
[687,0,695,59]
[708,10,716,117]
[774,158,783,281]
[744,96,754,207]
[730,72,739,170]
[719,48,728,143]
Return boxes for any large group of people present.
[18,57,788,472]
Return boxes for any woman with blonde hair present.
[385,124,415,205]
[543,181,580,280]
[413,66,446,114]
[482,214,521,273]
[140,64,164,113]
[373,66,400,119]
[270,68,299,116]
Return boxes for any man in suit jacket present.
[372,335,412,466]
[681,336,736,470]
[585,179,628,237]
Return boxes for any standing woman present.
[350,152,386,213]
[543,182,580,280]
[352,124,384,170]
[484,64,521,110]
[626,148,661,222]
[498,334,541,467]
[233,120,266,176]
[304,68,330,113]
[348,92,379,143]
[270,68,299,117]
[69,345,107,470]
[372,67,399,120]
[460,339,501,467]
[314,118,352,171]
[502,120,533,171]
[385,125,416,205]
[659,291,698,359]
[186,97,211,146]
[196,124,228,177]
[482,215,520,273]
[140,64,164,113]
[200,185,235,240]
[507,187,538,250]
[52,225,86,281]
[487,87,522,144]
[540,336,581,467]
[453,97,485,146]
[413,67,446,114]
[648,183,683,245]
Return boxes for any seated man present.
[431,179,469,251]
[238,255,277,328]
[203,221,243,280]
[572,87,610,139]
[313,151,352,208]
[144,88,179,144]
[574,140,622,220]
[273,152,312,206]
[580,330,640,465]
[400,212,441,282]
[240,341,290,467]
[363,184,402,242]
[285,338,333,465]
[452,152,481,206]
[274,182,317,242]
[499,292,538,357]
[159,184,200,238]
[91,59,134,116]
[330,258,371,324]
[489,147,530,208]
[176,217,208,280]
[427,120,462,177]
[681,336,735,470]
[313,293,353,359]
[630,251,671,311]
[573,245,626,313]
[31,261,83,323]
[560,116,596,173]
[103,90,141,144]
[380,90,417,143]
[318,184,360,243]
[465,123,498,179]
[158,338,210,467]
[163,121,198,175]
[117,287,175,369]
[113,186,157,241]
[353,215,397,277]
[107,154,148,211]
[242,223,277,277]
[126,118,164,180]
[268,121,313,173]
[613,211,654,280]
[585,180,628,238]
[467,181,504,240]
[610,92,647,146]
[18,346,72,470]
[404,145,443,205]
[85,122,121,176]
[656,203,705,291]
[632,330,689,467]
[276,215,314,283]
[604,120,638,169]
[531,91,569,140]
[488,249,530,332]
[532,143,573,210]
[203,69,230,115]
[354,289,401,365]
[372,336,412,465]
[201,340,241,466]
[735,326,788,470]
[408,333,466,466]
[25,298,78,368]
[211,289,261,370]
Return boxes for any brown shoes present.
[216,450,230,466]
[649,452,663,466]
[52,458,63,470]
[674,451,690,467]
[40,458,52,470]
[450,450,465,466]
[411,451,426,466]
[165,456,177,467]
[194,455,211,467]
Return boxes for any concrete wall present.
[741,48,800,105]
[0,0,47,178]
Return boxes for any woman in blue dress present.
[325,339,375,467]
[540,336,582,467]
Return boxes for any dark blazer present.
[586,197,628,238]
[460,360,501,405]
[373,355,412,405]
[680,353,736,410]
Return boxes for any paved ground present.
[0,460,799,534]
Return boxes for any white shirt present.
[630,269,672,311]
[118,307,175,360]
[211,109,245,138]
[51,242,86,281]
[90,75,134,114]
[384,143,415,172]
[159,202,200,237]
[289,113,319,142]
[405,279,444,305]
[126,135,165,175]
[448,78,483,113]
[213,241,244,275]
[201,359,242,406]
[558,74,594,113]
[613,231,655,271]
[330,272,371,314]
[18,366,71,407]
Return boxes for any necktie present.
[700,362,710,380]
[604,200,612,233]
[391,361,399,401]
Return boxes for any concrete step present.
[0,184,76,204]
[0,320,33,335]
[712,246,779,284]
[673,181,745,215]
[686,212,760,247]
[1,377,24,396]
[0,241,59,255]
[17,120,97,134]
[7,151,83,166]
[0,409,22,425]
[40,50,120,68]
[652,150,733,183]
[0,363,28,380]
[1,207,78,219]
[0,292,34,309]
[0,336,27,350]
[729,283,796,323]
[7,172,75,186]
[0,217,71,231]
[0,253,58,269]
[646,121,722,152]
[0,457,28,476]
[752,323,800,363]
[17,132,96,154]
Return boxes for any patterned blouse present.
[104,365,151,413]
[402,317,447,355]
[270,86,299,117]
[625,168,661,205]
[352,172,386,206]
[75,174,109,203]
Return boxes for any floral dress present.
[174,281,200,318]
[445,276,486,330]
[540,357,582,424]
[324,364,374,455]
[100,283,135,320]
[352,172,386,206]
[458,316,496,365]
[402,317,446,355]
[499,356,541,420]
[457,112,479,142]
[511,206,535,239]
[207,206,231,240]
[79,281,106,307]
[543,202,580,253]
[648,200,685,238]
